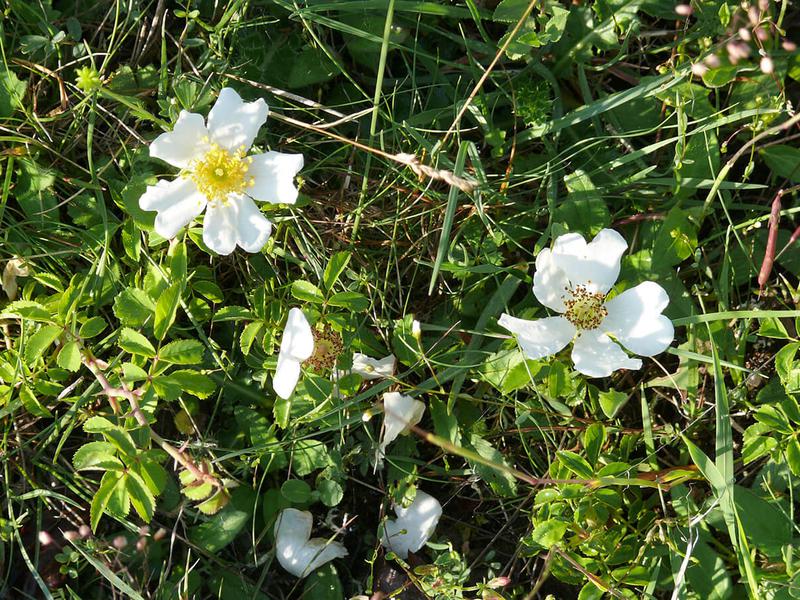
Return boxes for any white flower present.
[140,87,303,255]
[273,308,314,400]
[380,490,442,559]
[349,353,397,381]
[379,392,425,463]
[499,229,674,378]
[274,508,348,578]
[2,258,29,300]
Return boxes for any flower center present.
[189,142,254,203]
[305,327,343,372]
[564,286,607,330]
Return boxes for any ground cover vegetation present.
[1,0,799,598]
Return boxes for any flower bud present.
[691,63,709,77]
[760,56,775,73]
[675,4,693,16]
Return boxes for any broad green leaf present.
[154,282,181,340]
[79,316,107,338]
[1,300,52,322]
[90,471,125,532]
[158,339,204,364]
[281,479,312,504]
[583,423,606,467]
[167,370,216,398]
[317,479,343,507]
[23,324,62,364]
[302,564,343,600]
[760,145,800,183]
[0,69,27,118]
[327,291,369,311]
[119,327,156,357]
[598,389,629,419]
[57,340,82,372]
[527,519,569,549]
[323,251,351,291]
[126,471,156,522]
[467,433,518,497]
[73,441,120,471]
[19,384,52,418]
[292,440,331,477]
[240,321,263,355]
[189,488,255,552]
[291,280,324,303]
[113,288,156,327]
[556,450,594,479]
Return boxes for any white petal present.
[571,329,642,378]
[381,490,442,559]
[551,229,628,294]
[274,508,348,578]
[202,201,237,256]
[532,248,570,312]
[281,308,314,361]
[352,353,396,381]
[380,392,425,458]
[149,111,210,169]
[603,281,674,357]
[233,194,273,252]
[206,87,268,152]
[139,177,207,239]
[273,354,301,400]
[248,151,304,205]
[498,314,576,360]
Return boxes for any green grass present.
[1,0,800,599]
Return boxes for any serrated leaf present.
[196,489,231,515]
[113,288,156,327]
[19,384,52,418]
[168,370,216,398]
[154,282,182,341]
[159,339,204,364]
[57,340,82,372]
[151,375,181,401]
[240,321,263,356]
[119,327,156,357]
[183,480,214,500]
[323,251,351,291]
[126,471,156,522]
[73,441,120,470]
[24,324,62,364]
[79,316,107,338]
[327,291,369,311]
[291,280,324,303]
[102,427,138,458]
[557,450,594,479]
[1,300,52,322]
[84,415,116,433]
[90,471,125,532]
[212,306,253,322]
[467,433,518,497]
[135,459,168,496]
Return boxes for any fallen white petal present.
[380,392,425,459]
[149,110,210,169]
[551,229,627,294]
[274,508,348,578]
[380,490,442,559]
[498,314,576,361]
[602,281,674,357]
[532,247,571,312]
[206,87,268,152]
[352,353,396,381]
[248,151,304,205]
[139,177,207,240]
[571,329,641,378]
[273,308,314,399]
[3,258,29,300]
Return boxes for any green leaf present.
[102,427,138,458]
[73,441,121,471]
[317,479,343,508]
[598,389,629,419]
[57,340,82,372]
[758,317,790,339]
[126,471,156,522]
[212,306,253,322]
[189,488,255,552]
[90,471,126,532]
[583,423,606,467]
[492,0,530,22]
[159,339,204,364]
[556,450,594,479]
[19,384,52,418]
[154,282,182,341]
[113,288,156,327]
[281,479,312,504]
[167,370,216,399]
[467,433,518,497]
[79,317,107,338]
[24,324,62,364]
[528,519,569,549]
[1,300,52,322]
[760,145,800,183]
[119,327,156,357]
[327,291,369,311]
[323,251,351,291]
[240,321,263,356]
[291,280,325,304]
[0,69,27,118]
[302,564,343,600]
[292,440,331,477]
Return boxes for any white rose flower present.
[273,308,314,400]
[380,490,442,559]
[140,87,303,255]
[347,353,397,381]
[499,229,674,378]
[274,508,348,578]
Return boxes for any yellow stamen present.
[564,285,607,330]
[189,143,254,204]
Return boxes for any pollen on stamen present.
[189,142,252,202]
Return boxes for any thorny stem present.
[82,353,222,489]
